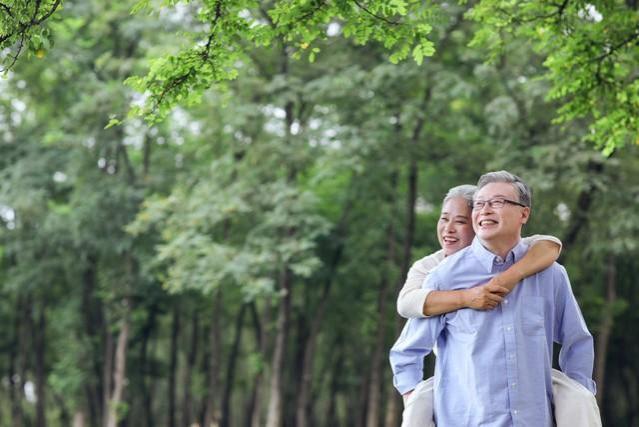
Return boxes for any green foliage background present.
[1,0,638,426]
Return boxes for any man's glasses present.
[472,198,527,210]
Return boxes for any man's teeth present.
[480,220,497,226]
[443,237,458,243]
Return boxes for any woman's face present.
[437,197,476,256]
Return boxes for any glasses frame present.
[472,198,528,210]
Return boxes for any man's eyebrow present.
[476,193,510,199]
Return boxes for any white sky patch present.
[24,381,36,403]
[262,105,287,120]
[415,197,435,214]
[579,4,603,22]
[83,137,96,149]
[290,121,301,135]
[53,172,67,183]
[160,3,193,24]
[264,119,285,137]
[189,121,202,135]
[11,99,26,112]
[0,205,15,222]
[123,119,145,149]
[309,118,321,130]
[130,91,149,108]
[517,76,527,84]
[11,112,22,126]
[16,80,26,89]
[97,158,107,168]
[327,22,341,37]
[555,202,571,222]
[323,128,337,139]
[237,8,264,28]
[234,130,252,144]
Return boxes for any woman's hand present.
[463,282,509,310]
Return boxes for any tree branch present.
[0,2,13,18]
[351,0,400,25]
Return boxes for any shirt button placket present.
[502,296,519,422]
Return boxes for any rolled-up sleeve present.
[390,315,444,394]
[397,257,438,318]
[553,266,596,394]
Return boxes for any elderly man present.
[390,171,596,426]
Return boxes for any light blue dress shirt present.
[390,238,596,427]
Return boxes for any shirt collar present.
[471,237,527,273]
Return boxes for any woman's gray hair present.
[443,185,477,208]
[476,171,532,208]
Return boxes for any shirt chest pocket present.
[520,296,546,336]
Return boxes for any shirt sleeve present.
[522,234,563,251]
[389,316,445,394]
[552,266,597,395]
[397,253,442,319]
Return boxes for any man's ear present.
[521,207,531,224]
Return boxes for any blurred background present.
[1,1,638,426]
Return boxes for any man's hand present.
[463,283,509,310]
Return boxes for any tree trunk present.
[9,295,25,426]
[295,237,346,427]
[561,160,604,255]
[203,290,222,427]
[168,305,180,427]
[106,298,131,427]
[82,254,104,427]
[73,412,85,427]
[181,311,199,427]
[35,302,47,427]
[366,278,391,427]
[367,173,399,427]
[221,304,248,427]
[594,254,616,406]
[247,302,265,427]
[102,327,114,427]
[140,305,158,427]
[265,268,293,427]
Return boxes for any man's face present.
[437,197,475,256]
[472,182,530,243]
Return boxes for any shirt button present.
[513,410,519,415]
[506,326,513,331]
[511,382,517,387]
[503,299,509,304]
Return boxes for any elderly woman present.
[396,184,600,427]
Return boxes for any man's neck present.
[479,236,521,260]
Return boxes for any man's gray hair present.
[443,184,477,208]
[476,171,532,208]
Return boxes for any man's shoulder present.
[530,262,571,293]
[429,246,476,277]
[535,261,568,278]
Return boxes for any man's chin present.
[476,231,497,241]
